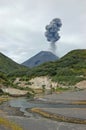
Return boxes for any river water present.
[8,97,86,117]
[0,97,86,130]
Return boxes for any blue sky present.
[0,0,86,63]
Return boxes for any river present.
[8,97,86,117]
[0,96,86,130]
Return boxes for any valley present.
[0,49,86,130]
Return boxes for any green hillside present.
[0,71,9,86]
[0,52,27,73]
[6,49,86,86]
[24,49,86,85]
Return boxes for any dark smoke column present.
[45,18,62,54]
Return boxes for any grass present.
[0,117,22,130]
[71,101,86,105]
[1,49,86,88]
[31,108,86,124]
[9,49,86,86]
[0,96,10,104]
[55,87,71,92]
[0,52,27,73]
[0,97,23,130]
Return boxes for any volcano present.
[22,51,58,68]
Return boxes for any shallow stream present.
[8,97,86,117]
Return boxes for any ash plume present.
[45,18,62,54]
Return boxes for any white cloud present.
[0,0,86,63]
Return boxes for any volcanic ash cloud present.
[45,18,62,54]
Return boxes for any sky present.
[0,0,86,63]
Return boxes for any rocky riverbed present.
[0,90,86,130]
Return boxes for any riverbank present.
[0,89,86,130]
[29,90,86,124]
[31,108,86,124]
[36,89,86,103]
[0,96,25,130]
[2,88,28,97]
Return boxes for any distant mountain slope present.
[0,52,25,73]
[8,49,86,86]
[22,51,58,68]
[25,49,86,85]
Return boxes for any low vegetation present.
[0,117,22,130]
[31,108,86,124]
[8,49,86,86]
[0,49,86,93]
[55,87,72,92]
[0,96,10,104]
[0,52,28,74]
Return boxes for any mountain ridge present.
[0,52,26,73]
[22,51,58,68]
[0,49,86,86]
[24,49,86,85]
[10,49,86,92]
